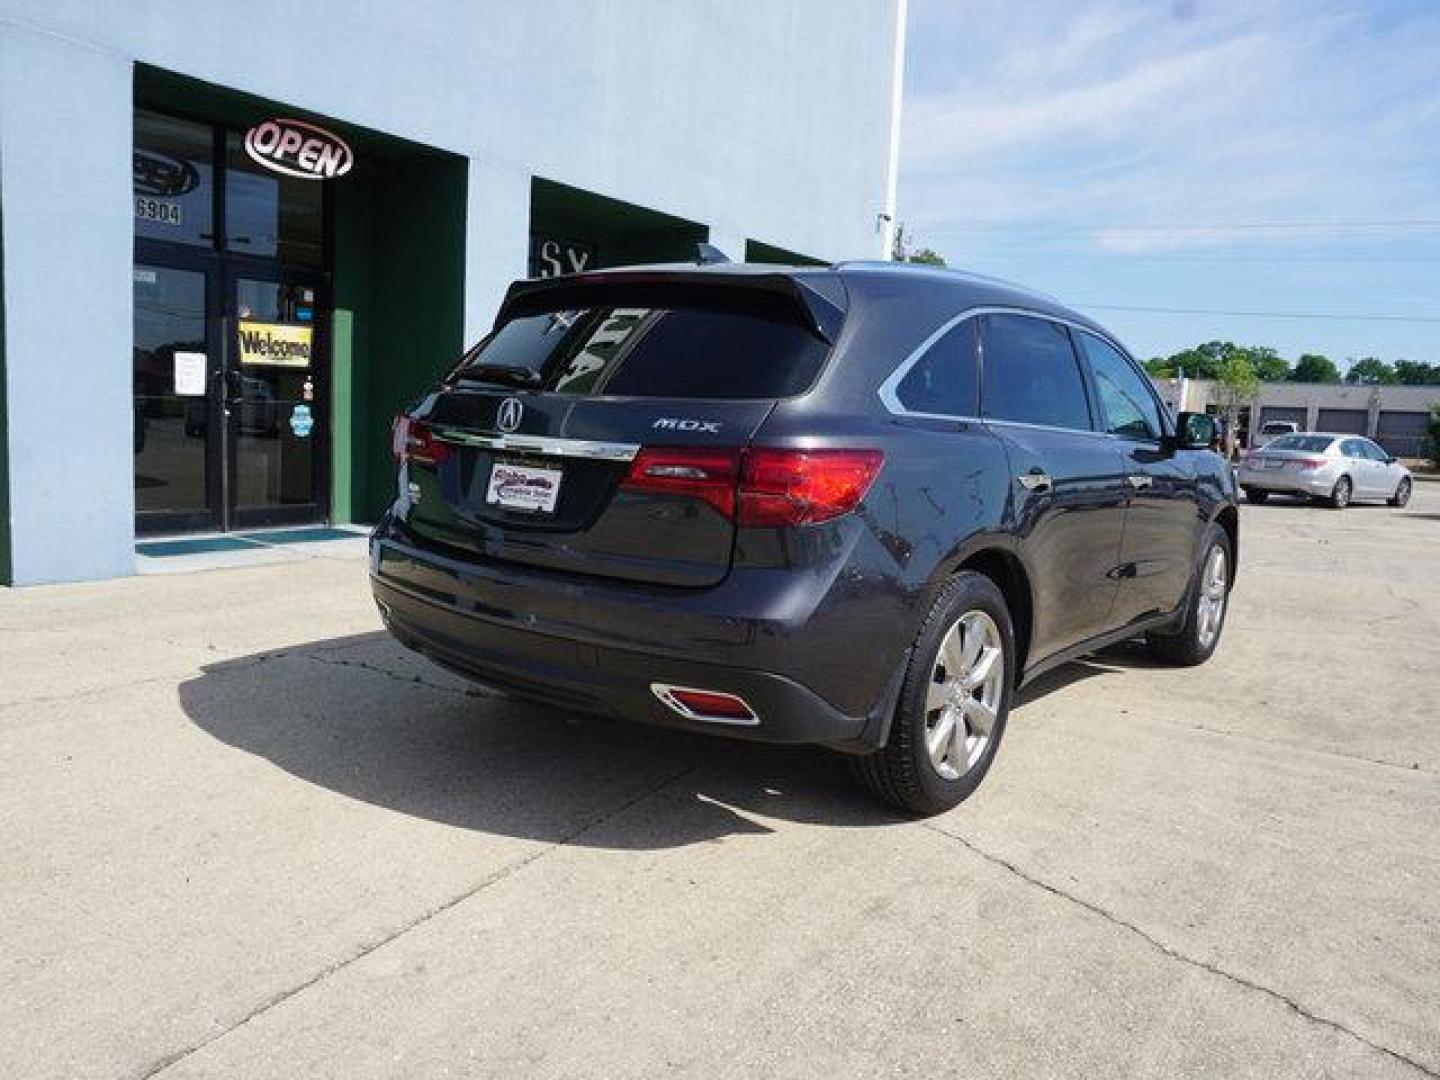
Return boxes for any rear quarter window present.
[457,304,830,400]
[893,319,978,416]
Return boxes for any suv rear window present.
[1266,435,1332,452]
[455,304,830,400]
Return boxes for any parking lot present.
[2,483,1437,1079]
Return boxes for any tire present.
[852,571,1014,816]
[1244,488,1269,504]
[1147,524,1232,667]
[1328,475,1352,509]
[1389,477,1412,508]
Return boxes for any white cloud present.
[898,0,1440,254]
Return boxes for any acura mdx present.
[370,261,1238,814]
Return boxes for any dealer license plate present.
[486,460,562,513]
[1261,458,1284,470]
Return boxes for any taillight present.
[739,448,884,526]
[1296,457,1327,470]
[622,447,741,518]
[621,446,885,526]
[392,414,450,467]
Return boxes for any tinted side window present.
[894,319,978,416]
[1362,440,1389,461]
[980,314,1092,431]
[1341,439,1366,459]
[1078,332,1163,440]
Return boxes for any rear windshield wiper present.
[457,362,543,389]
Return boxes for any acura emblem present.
[496,397,524,433]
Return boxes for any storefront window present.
[133,111,215,248]
[225,133,324,265]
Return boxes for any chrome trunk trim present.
[430,428,641,462]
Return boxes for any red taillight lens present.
[621,446,884,527]
[392,414,449,467]
[1296,457,1327,469]
[739,448,884,526]
[622,447,742,518]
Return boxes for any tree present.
[1160,341,1229,380]
[1213,353,1260,457]
[890,224,947,266]
[1290,353,1341,384]
[1345,357,1397,384]
[1155,340,1284,382]
[1247,346,1290,382]
[906,247,947,267]
[1395,360,1440,386]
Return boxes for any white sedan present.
[1238,433,1413,509]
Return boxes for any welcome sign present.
[237,321,313,368]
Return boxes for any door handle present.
[1127,474,1153,490]
[1018,470,1052,493]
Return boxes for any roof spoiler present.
[495,269,847,345]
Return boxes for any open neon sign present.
[243,118,353,180]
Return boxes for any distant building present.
[1152,378,1438,458]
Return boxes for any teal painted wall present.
[334,156,467,523]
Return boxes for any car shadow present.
[179,632,911,849]
[179,631,1120,850]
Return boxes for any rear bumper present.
[1237,466,1337,496]
[368,523,896,751]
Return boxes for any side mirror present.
[1175,411,1218,450]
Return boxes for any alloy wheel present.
[1196,544,1228,649]
[1333,477,1352,508]
[1394,478,1412,507]
[924,610,1005,780]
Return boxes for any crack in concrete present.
[923,822,1439,1079]
[1176,720,1434,776]
[131,756,708,1079]
[0,639,378,714]
[300,650,490,700]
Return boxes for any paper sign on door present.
[173,352,207,397]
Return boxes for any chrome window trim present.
[877,304,1142,434]
[430,427,640,462]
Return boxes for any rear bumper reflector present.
[651,684,760,726]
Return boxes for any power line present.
[1071,302,1440,324]
[935,219,1440,236]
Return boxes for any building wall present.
[1154,377,1440,454]
[0,1,905,583]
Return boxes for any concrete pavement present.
[2,485,1437,1078]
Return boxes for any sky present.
[897,0,1440,369]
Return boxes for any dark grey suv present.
[371,261,1237,814]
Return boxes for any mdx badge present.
[496,397,525,432]
[653,418,721,433]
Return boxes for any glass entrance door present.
[226,270,329,529]
[133,261,221,533]
[133,108,332,537]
